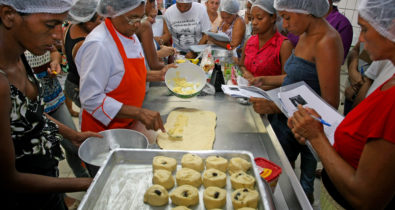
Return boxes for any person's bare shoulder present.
[0,74,11,106]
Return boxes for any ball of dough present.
[153,169,175,190]
[171,206,191,210]
[230,171,256,189]
[170,185,199,207]
[153,156,177,172]
[229,157,252,175]
[231,188,259,209]
[203,186,227,209]
[205,155,228,172]
[143,185,169,206]
[202,168,227,188]
[176,168,202,188]
[181,154,204,172]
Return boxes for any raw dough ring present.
[202,168,227,188]
[203,186,227,209]
[181,153,204,172]
[230,171,256,189]
[231,188,259,209]
[153,169,175,190]
[170,185,199,207]
[143,184,169,206]
[228,157,252,175]
[176,168,202,188]
[205,155,228,172]
[152,156,177,172]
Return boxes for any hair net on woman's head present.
[252,0,275,15]
[273,0,329,18]
[68,0,99,23]
[0,0,72,14]
[219,0,240,14]
[176,0,194,3]
[332,0,341,3]
[358,0,395,42]
[97,0,145,17]
[248,0,256,4]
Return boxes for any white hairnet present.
[252,0,275,15]
[248,0,256,4]
[176,0,194,3]
[0,0,72,14]
[332,0,341,3]
[68,0,99,23]
[273,0,329,18]
[219,0,240,14]
[358,0,395,42]
[97,0,145,17]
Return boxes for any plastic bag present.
[200,46,215,73]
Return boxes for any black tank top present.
[64,25,85,85]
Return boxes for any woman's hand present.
[157,45,177,58]
[287,105,326,144]
[160,63,177,80]
[242,71,254,81]
[70,131,103,147]
[248,76,265,87]
[249,97,280,114]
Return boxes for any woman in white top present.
[206,0,221,32]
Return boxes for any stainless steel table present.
[143,86,312,209]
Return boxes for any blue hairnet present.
[220,0,240,15]
[252,0,275,15]
[273,0,329,18]
[358,0,395,42]
[0,0,72,14]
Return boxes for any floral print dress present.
[1,55,64,174]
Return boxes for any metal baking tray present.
[78,149,275,210]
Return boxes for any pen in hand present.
[310,115,331,127]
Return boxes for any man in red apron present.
[76,0,173,134]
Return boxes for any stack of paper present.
[221,85,271,100]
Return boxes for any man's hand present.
[136,108,165,132]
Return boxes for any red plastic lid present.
[254,157,282,182]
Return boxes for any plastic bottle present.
[224,44,233,84]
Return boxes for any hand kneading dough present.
[172,206,191,210]
[230,171,256,189]
[153,169,175,190]
[176,168,202,188]
[203,168,226,188]
[143,185,169,206]
[157,109,217,150]
[229,157,252,175]
[170,185,199,207]
[231,188,259,209]
[153,156,177,172]
[205,155,228,172]
[203,186,227,209]
[181,154,204,172]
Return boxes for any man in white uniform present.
[157,0,212,58]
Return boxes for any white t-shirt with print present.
[164,2,211,52]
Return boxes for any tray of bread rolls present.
[78,148,275,210]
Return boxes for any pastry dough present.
[143,185,169,206]
[230,171,256,189]
[203,186,227,209]
[172,206,191,210]
[152,156,177,172]
[231,188,259,209]
[157,109,217,150]
[176,168,202,188]
[205,155,228,172]
[229,157,252,175]
[153,169,175,190]
[202,168,227,188]
[170,185,199,207]
[181,154,204,172]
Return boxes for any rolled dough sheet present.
[157,108,217,150]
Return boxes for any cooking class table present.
[143,85,313,209]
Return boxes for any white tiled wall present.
[336,0,361,45]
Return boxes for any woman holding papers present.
[288,0,395,209]
[238,0,293,88]
[205,0,245,50]
[250,0,343,203]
